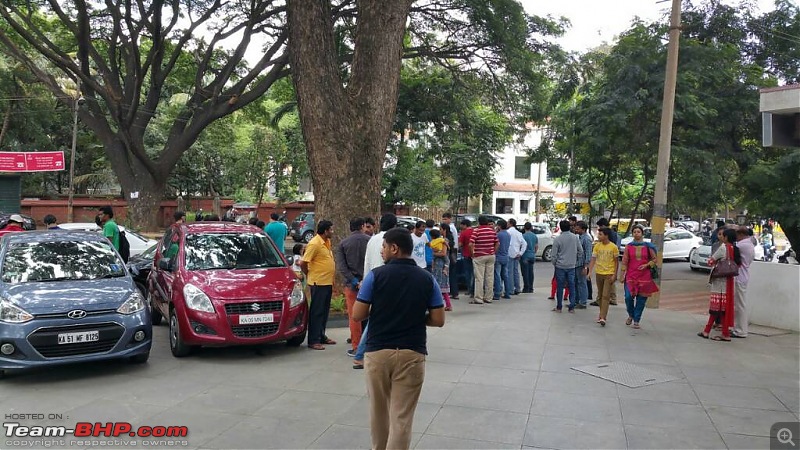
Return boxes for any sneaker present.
[599,319,606,327]
[576,304,587,309]
[596,317,603,323]
[346,349,356,357]
[589,301,599,307]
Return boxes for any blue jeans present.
[575,267,588,306]
[555,267,577,310]
[493,256,512,298]
[463,257,475,295]
[510,258,522,293]
[624,283,648,323]
[521,256,535,291]
[354,323,368,361]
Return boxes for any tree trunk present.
[102,139,166,230]
[288,0,413,243]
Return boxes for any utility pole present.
[649,0,682,308]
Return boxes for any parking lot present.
[3,258,796,449]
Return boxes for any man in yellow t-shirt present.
[588,227,619,326]
[299,220,336,350]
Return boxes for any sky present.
[519,0,780,53]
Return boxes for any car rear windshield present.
[184,233,286,271]
[1,240,125,283]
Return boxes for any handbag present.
[710,244,739,278]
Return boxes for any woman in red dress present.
[620,225,659,329]
[698,228,741,341]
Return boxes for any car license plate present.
[57,330,100,344]
[239,313,274,325]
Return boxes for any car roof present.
[181,222,265,234]
[1,230,108,244]
[59,222,136,232]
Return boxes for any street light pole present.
[649,0,682,308]
[67,95,79,223]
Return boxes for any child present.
[588,227,619,326]
[429,228,452,311]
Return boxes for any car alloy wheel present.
[542,246,553,262]
[169,309,192,357]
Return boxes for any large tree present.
[0,0,289,226]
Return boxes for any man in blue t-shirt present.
[521,223,539,293]
[353,228,444,450]
[264,213,288,254]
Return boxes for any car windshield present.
[1,240,125,283]
[184,233,286,271]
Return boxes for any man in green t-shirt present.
[98,206,120,251]
[264,213,288,254]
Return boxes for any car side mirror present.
[158,258,173,271]
[663,236,673,242]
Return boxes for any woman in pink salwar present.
[620,225,659,329]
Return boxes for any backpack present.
[119,230,131,263]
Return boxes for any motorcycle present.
[778,247,797,264]
[763,244,777,262]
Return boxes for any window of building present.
[520,200,529,214]
[495,198,513,214]
[514,156,531,179]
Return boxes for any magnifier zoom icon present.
[778,428,795,446]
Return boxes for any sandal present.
[632,323,641,329]
[469,300,484,305]
[551,307,562,313]
[626,317,633,326]
[711,336,731,342]
[697,332,709,339]
[599,319,606,327]
[308,343,325,350]
[322,338,337,345]
[444,306,452,312]
[352,362,364,369]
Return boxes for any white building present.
[486,125,587,221]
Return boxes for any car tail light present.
[299,221,307,227]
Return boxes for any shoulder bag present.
[710,244,739,278]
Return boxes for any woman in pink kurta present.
[620,225,659,329]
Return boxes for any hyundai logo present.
[67,310,87,320]
[250,303,260,312]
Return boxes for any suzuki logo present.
[67,310,87,319]
[250,303,260,312]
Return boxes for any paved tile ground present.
[1,281,797,449]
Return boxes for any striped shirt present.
[471,225,498,257]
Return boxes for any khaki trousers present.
[365,349,426,450]
[595,273,615,320]
[733,281,749,336]
[472,254,496,302]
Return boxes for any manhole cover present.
[571,361,681,388]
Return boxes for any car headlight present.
[0,297,33,323]
[183,284,215,313]
[117,290,146,314]
[289,282,304,308]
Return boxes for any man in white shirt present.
[411,221,430,269]
[732,226,755,338]
[506,218,527,295]
[355,213,398,369]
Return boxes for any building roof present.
[493,182,556,193]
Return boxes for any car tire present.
[542,245,553,262]
[286,329,307,347]
[129,351,150,364]
[686,248,696,262]
[148,293,163,326]
[135,281,147,298]
[302,231,314,243]
[169,309,193,357]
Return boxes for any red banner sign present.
[0,152,65,172]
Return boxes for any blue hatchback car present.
[0,231,151,375]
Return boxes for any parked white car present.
[619,227,703,260]
[689,241,764,271]
[517,222,555,261]
[57,222,158,257]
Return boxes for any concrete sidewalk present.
[1,288,798,449]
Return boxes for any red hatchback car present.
[148,223,307,356]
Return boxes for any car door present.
[152,227,180,313]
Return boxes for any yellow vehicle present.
[608,218,648,234]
